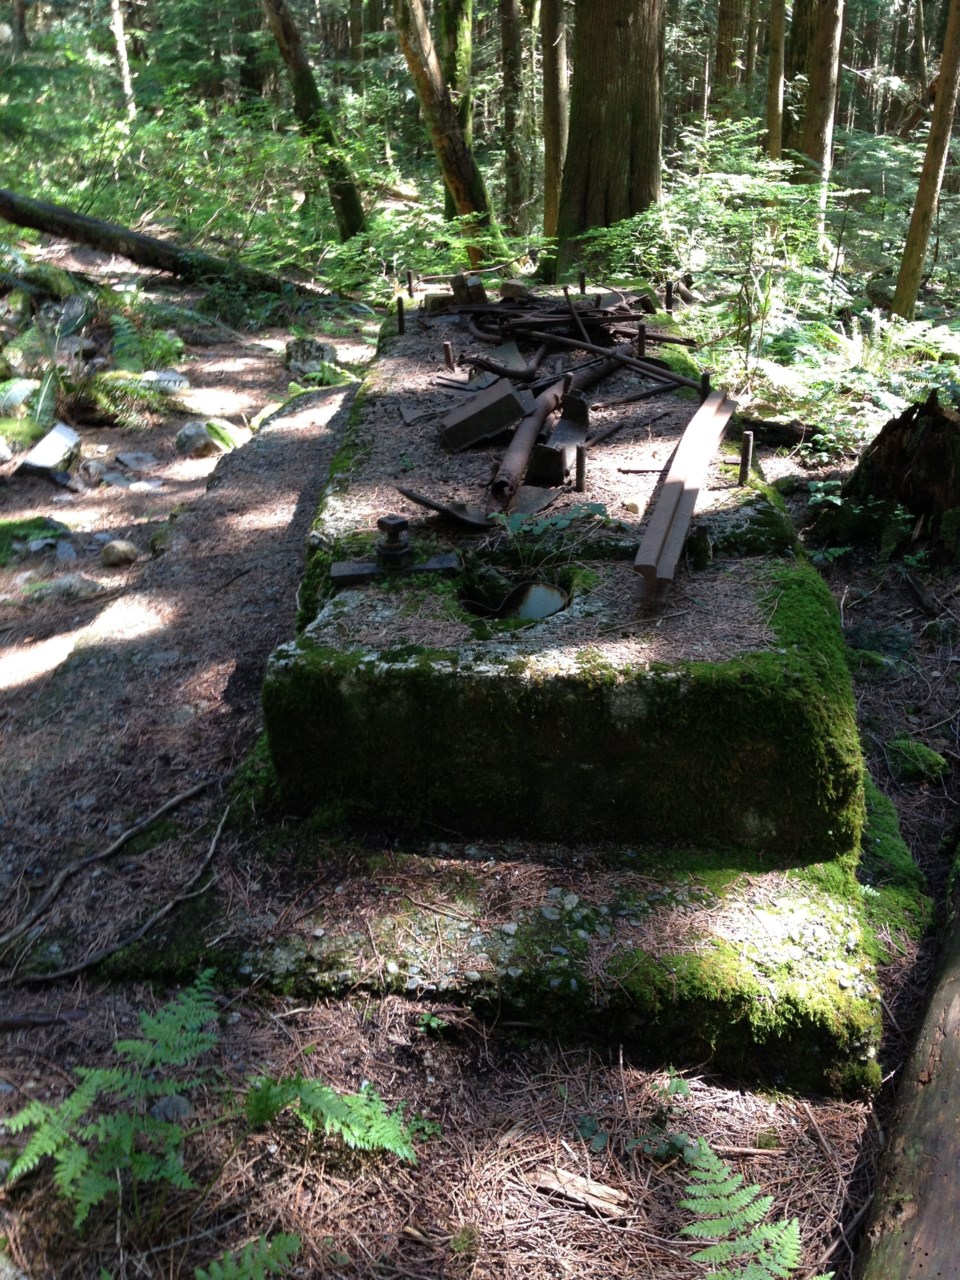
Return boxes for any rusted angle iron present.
[633,390,738,597]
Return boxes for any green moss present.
[265,561,864,859]
[885,733,950,783]
[705,484,798,558]
[0,415,46,450]
[124,817,180,858]
[0,515,70,565]
[858,775,931,952]
[98,888,232,984]
[230,733,283,821]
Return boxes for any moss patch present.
[0,516,70,565]
[885,734,950,783]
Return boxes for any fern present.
[679,1140,833,1280]
[109,313,145,372]
[194,1234,301,1280]
[244,1074,416,1163]
[5,976,219,1227]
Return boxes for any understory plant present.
[3,975,416,1266]
[680,1138,834,1280]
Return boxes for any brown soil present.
[0,254,956,1280]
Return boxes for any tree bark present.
[893,0,960,318]
[11,0,28,52]
[109,0,137,123]
[0,188,330,300]
[439,0,474,220]
[858,909,960,1276]
[556,0,663,273]
[500,0,525,232]
[782,0,817,150]
[262,0,366,242]
[714,0,747,95]
[540,0,568,245]
[798,0,844,188]
[766,0,786,159]
[394,0,503,265]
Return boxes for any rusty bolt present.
[376,513,411,568]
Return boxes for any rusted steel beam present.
[633,391,737,595]
[515,329,700,391]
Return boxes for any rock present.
[500,279,535,302]
[149,1094,194,1123]
[115,451,158,472]
[78,459,106,486]
[18,422,81,475]
[29,574,105,601]
[0,437,11,464]
[100,539,139,567]
[176,422,223,457]
[55,540,77,563]
[285,338,338,380]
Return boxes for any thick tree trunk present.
[262,0,366,242]
[394,0,503,265]
[556,0,663,273]
[439,0,474,221]
[540,0,568,245]
[782,0,817,150]
[0,188,329,300]
[500,0,524,232]
[858,911,960,1277]
[893,0,960,318]
[766,0,786,158]
[714,0,747,98]
[798,0,844,188]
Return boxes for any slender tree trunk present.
[109,0,137,123]
[394,0,504,264]
[744,0,761,84]
[766,0,786,159]
[892,0,960,317]
[439,0,474,220]
[500,0,524,232]
[350,0,364,62]
[557,0,663,273]
[11,0,28,52]
[798,0,844,188]
[913,0,929,87]
[262,0,366,241]
[540,0,568,245]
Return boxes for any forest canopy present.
[3,0,960,438]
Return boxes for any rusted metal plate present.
[396,486,495,529]
[440,382,535,452]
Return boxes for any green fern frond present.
[85,373,187,429]
[244,1075,416,1163]
[679,1139,825,1280]
[109,313,145,373]
[194,1233,301,1280]
[117,976,218,1070]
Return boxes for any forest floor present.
[0,247,957,1280]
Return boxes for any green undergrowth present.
[0,516,70,565]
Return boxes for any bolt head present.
[377,514,409,539]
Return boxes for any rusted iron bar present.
[633,391,737,596]
[491,344,633,506]
[518,329,700,391]
[739,430,754,486]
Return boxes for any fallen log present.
[0,188,333,301]
[857,915,960,1279]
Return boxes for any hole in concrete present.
[459,564,569,621]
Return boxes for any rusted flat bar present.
[517,329,701,391]
[633,391,737,595]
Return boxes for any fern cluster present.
[5,975,418,1238]
[680,1139,833,1280]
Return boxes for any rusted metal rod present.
[518,329,700,391]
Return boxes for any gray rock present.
[55,540,78,563]
[285,337,338,380]
[500,279,535,302]
[101,539,139,567]
[30,574,105,601]
[541,906,561,922]
[0,437,11,463]
[176,421,225,457]
[115,451,158,472]
[18,422,81,475]
[150,1094,194,1124]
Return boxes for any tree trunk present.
[858,910,960,1276]
[913,0,930,89]
[11,0,28,52]
[540,0,568,245]
[0,188,329,300]
[744,0,761,84]
[109,0,137,123]
[798,0,844,188]
[394,0,503,265]
[783,0,817,150]
[766,0,786,158]
[439,0,474,221]
[500,0,525,233]
[714,0,746,100]
[893,0,960,317]
[556,0,663,274]
[262,0,366,242]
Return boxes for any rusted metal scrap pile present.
[398,273,738,597]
